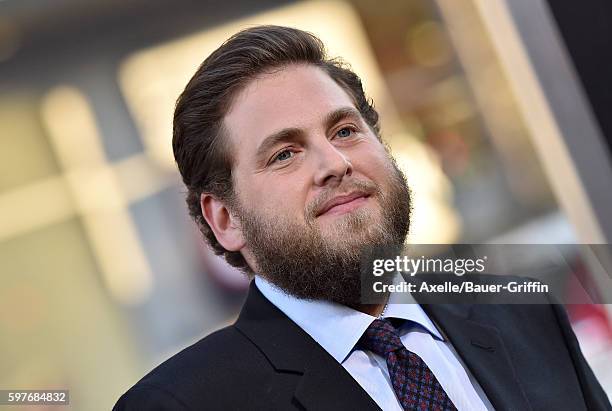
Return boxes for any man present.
[113,25,610,410]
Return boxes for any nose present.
[312,138,353,187]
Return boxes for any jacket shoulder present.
[113,325,276,410]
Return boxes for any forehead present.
[223,64,357,161]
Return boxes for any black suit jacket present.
[113,279,611,410]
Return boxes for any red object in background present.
[566,260,612,355]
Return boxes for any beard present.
[233,153,411,306]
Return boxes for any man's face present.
[223,64,411,304]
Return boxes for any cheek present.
[248,175,310,219]
[353,147,393,180]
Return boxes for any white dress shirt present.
[255,276,494,411]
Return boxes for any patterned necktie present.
[358,318,457,411]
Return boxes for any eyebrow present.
[254,106,363,163]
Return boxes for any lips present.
[316,191,370,217]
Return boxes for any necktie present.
[358,318,458,411]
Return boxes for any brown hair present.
[173,25,381,272]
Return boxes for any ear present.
[200,193,245,252]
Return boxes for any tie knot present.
[358,318,404,356]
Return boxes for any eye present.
[273,149,294,163]
[336,127,355,138]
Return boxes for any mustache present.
[305,179,381,220]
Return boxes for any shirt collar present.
[385,287,445,341]
[255,276,445,364]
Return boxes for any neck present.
[350,292,390,317]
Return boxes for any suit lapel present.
[420,303,532,411]
[235,281,380,411]
[235,278,532,410]
[294,342,381,411]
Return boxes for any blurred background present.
[1,0,612,409]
